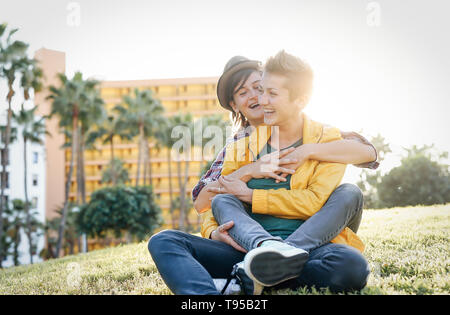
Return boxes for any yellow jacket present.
[200,114,365,252]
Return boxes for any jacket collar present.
[245,113,323,160]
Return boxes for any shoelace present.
[220,277,233,295]
[220,265,241,295]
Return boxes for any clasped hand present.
[207,146,309,200]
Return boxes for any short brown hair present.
[264,50,313,103]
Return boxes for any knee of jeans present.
[328,246,370,292]
[345,251,370,291]
[211,194,234,221]
[148,229,181,255]
[338,183,363,209]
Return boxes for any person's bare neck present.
[249,118,264,127]
[270,112,303,150]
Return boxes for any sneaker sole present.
[234,264,264,295]
[244,247,309,287]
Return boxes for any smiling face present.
[229,70,265,127]
[259,72,302,126]
[260,51,313,127]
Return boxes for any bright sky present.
[1,0,449,182]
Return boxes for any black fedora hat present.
[217,56,261,111]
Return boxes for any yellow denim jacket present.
[200,114,365,252]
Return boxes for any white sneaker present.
[213,278,241,295]
[244,240,309,286]
[231,261,264,295]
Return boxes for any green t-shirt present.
[245,138,305,240]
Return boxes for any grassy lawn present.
[0,204,449,295]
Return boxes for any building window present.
[31,197,38,209]
[32,174,38,186]
[33,152,39,164]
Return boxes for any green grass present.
[1,204,449,295]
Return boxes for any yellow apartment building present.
[73,78,228,227]
[35,48,228,230]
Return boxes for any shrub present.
[77,185,163,241]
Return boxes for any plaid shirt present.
[191,129,379,202]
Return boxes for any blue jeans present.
[211,183,364,252]
[148,230,370,294]
[148,184,369,294]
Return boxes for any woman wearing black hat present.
[148,55,378,295]
[216,56,265,130]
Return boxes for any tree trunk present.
[0,94,14,267]
[143,138,148,186]
[69,239,74,255]
[0,139,4,267]
[0,143,6,267]
[126,231,133,244]
[56,112,78,257]
[136,123,144,187]
[110,137,116,185]
[167,149,175,228]
[110,136,115,162]
[46,232,56,259]
[13,227,20,266]
[76,127,83,203]
[79,128,87,254]
[183,159,190,230]
[80,128,86,204]
[176,157,185,231]
[147,140,153,188]
[23,137,34,264]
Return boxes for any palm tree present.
[101,114,130,162]
[155,117,176,227]
[41,204,79,259]
[0,23,28,266]
[5,199,42,265]
[19,57,43,103]
[16,57,43,264]
[13,105,47,263]
[78,87,106,203]
[159,114,228,231]
[101,158,130,185]
[115,88,164,187]
[63,98,106,203]
[192,114,229,227]
[169,112,194,231]
[47,71,103,257]
[4,199,25,266]
[194,114,229,171]
[87,113,131,185]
